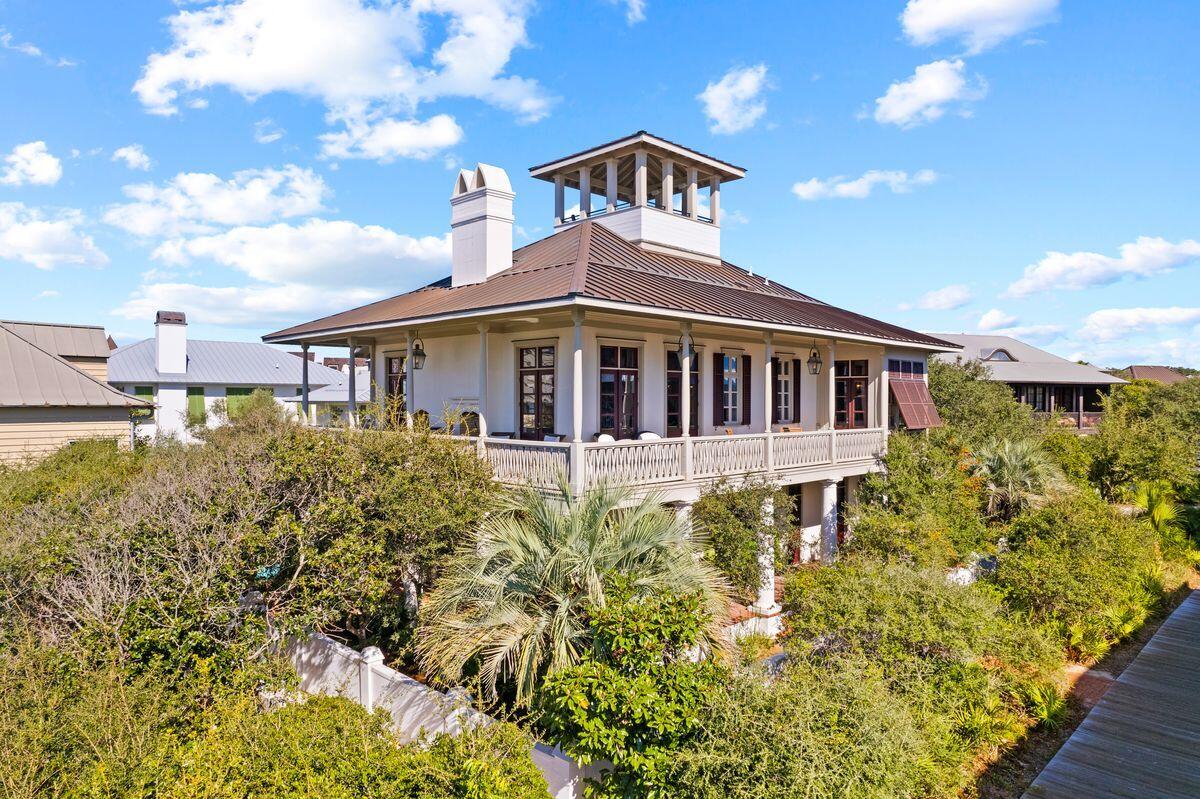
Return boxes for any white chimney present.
[155,310,187,374]
[450,163,514,287]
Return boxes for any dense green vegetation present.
[691,479,794,598]
[0,407,543,798]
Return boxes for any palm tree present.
[416,480,731,704]
[971,439,1063,520]
[1133,480,1180,534]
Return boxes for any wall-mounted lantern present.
[411,337,427,369]
[807,343,823,376]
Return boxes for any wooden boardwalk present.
[1023,591,1200,799]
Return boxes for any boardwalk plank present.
[1022,591,1200,799]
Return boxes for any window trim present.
[665,344,700,437]
[516,343,557,440]
[721,352,742,425]
[599,342,642,439]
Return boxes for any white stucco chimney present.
[155,310,187,374]
[450,163,514,287]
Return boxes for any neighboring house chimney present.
[450,163,514,287]
[155,310,187,374]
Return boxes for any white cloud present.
[989,323,1064,343]
[318,113,463,161]
[698,64,770,135]
[0,203,108,270]
[874,59,987,128]
[254,118,286,144]
[901,283,973,311]
[34,289,60,299]
[113,281,387,327]
[620,0,646,23]
[103,165,329,238]
[151,218,451,288]
[112,144,152,171]
[1068,337,1200,370]
[792,169,937,200]
[977,308,1018,330]
[1,141,63,186]
[901,0,1058,54]
[1,28,76,66]
[132,0,551,159]
[1079,307,1200,342]
[1005,236,1200,297]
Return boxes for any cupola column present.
[578,166,591,218]
[634,149,648,207]
[686,166,699,219]
[661,159,674,212]
[553,173,565,225]
[605,158,618,213]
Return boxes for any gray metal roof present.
[0,320,111,358]
[280,382,372,403]
[0,325,150,408]
[931,333,1126,386]
[108,338,346,387]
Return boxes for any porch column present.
[477,322,489,450]
[347,337,357,427]
[661,159,674,212]
[1076,388,1084,429]
[686,167,699,219]
[820,478,839,564]
[553,174,565,225]
[404,330,415,429]
[879,352,890,432]
[634,149,648,207]
[763,332,774,473]
[605,158,618,213]
[579,166,591,218]
[826,342,837,462]
[570,310,585,496]
[300,343,310,423]
[674,500,694,538]
[709,175,721,225]
[681,322,693,479]
[751,494,782,635]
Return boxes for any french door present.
[519,345,555,439]
[600,345,639,440]
[834,359,869,429]
[665,349,698,437]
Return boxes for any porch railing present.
[476,428,886,493]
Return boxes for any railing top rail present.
[471,437,572,449]
[581,437,685,450]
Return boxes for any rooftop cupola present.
[528,131,745,263]
[450,163,515,287]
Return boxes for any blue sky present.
[1,0,1197,366]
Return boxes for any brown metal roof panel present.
[0,320,111,358]
[0,326,148,408]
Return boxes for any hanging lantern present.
[411,338,427,369]
[807,343,823,375]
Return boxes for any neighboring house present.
[264,131,957,628]
[280,380,372,426]
[109,311,344,441]
[1123,365,1192,385]
[933,333,1125,429]
[0,320,150,464]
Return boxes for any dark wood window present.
[666,349,698,437]
[712,352,750,427]
[386,355,406,405]
[1052,385,1077,412]
[886,358,926,378]
[600,345,639,439]
[519,346,555,439]
[834,360,869,429]
[1025,384,1048,412]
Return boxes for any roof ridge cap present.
[569,222,592,294]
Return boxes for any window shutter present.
[792,359,803,423]
[770,357,780,424]
[713,352,724,425]
[741,353,752,426]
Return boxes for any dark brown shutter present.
[713,352,724,426]
[741,353,752,427]
[770,357,780,424]
[792,359,803,423]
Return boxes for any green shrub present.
[664,654,938,799]
[536,581,723,799]
[927,360,1043,447]
[781,559,1062,791]
[691,479,793,598]
[1085,385,1198,500]
[850,430,990,566]
[993,493,1159,633]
